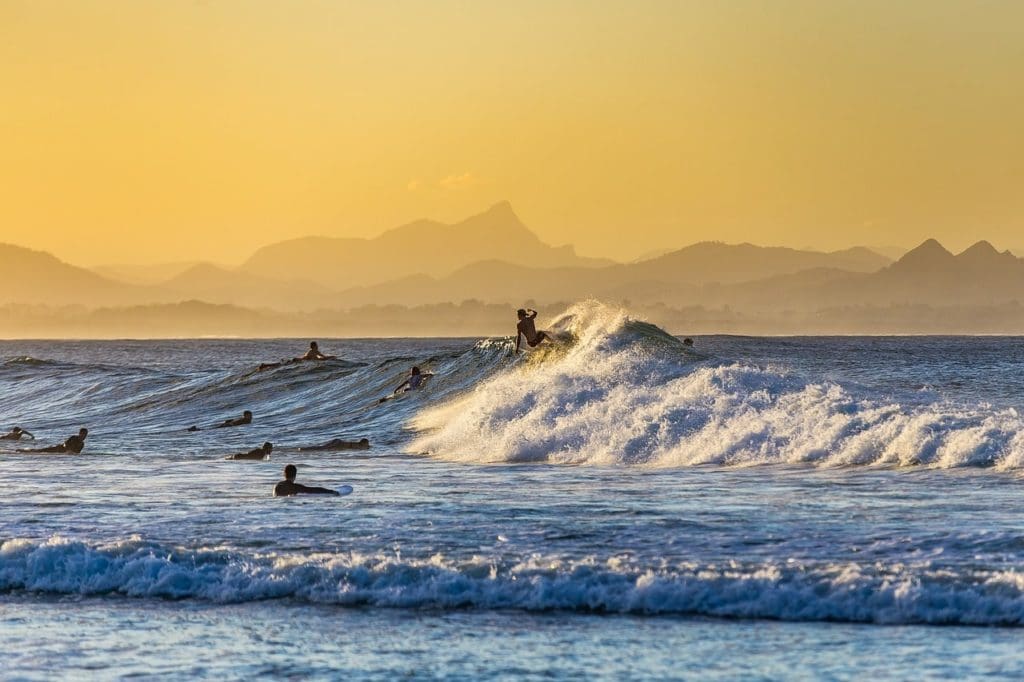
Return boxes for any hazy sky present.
[2,0,1022,265]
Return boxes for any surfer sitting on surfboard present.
[515,308,550,353]
[274,464,341,496]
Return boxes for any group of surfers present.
[2,308,556,495]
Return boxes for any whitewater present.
[4,302,1024,678]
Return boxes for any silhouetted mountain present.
[0,243,161,306]
[240,201,611,290]
[161,263,338,311]
[629,242,890,285]
[92,261,214,286]
[331,243,892,307]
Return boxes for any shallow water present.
[3,304,1024,678]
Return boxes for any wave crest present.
[410,302,1024,468]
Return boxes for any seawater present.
[3,303,1024,679]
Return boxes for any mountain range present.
[3,202,1024,335]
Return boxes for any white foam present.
[4,536,1024,624]
[410,301,1024,469]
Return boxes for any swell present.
[411,302,1024,469]
[4,536,1024,625]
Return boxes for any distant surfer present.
[394,366,432,393]
[515,308,550,353]
[226,441,272,460]
[20,428,88,454]
[299,437,370,451]
[683,338,694,347]
[1,426,35,441]
[298,341,335,362]
[274,464,341,496]
[258,342,336,371]
[215,410,253,428]
[189,410,252,431]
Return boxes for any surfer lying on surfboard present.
[298,437,370,451]
[515,308,550,353]
[19,428,87,454]
[225,441,272,460]
[259,341,337,370]
[274,464,343,496]
[378,366,433,403]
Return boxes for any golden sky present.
[2,0,1022,265]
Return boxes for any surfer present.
[225,441,272,460]
[215,409,252,425]
[20,428,88,454]
[274,464,341,496]
[1,426,35,441]
[297,341,335,362]
[258,342,336,371]
[298,437,370,451]
[683,338,694,347]
[515,308,550,353]
[393,366,432,393]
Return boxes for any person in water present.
[299,437,370,451]
[274,464,341,496]
[515,308,550,353]
[393,366,433,394]
[683,338,694,347]
[213,410,253,429]
[226,441,272,460]
[298,341,335,362]
[21,428,88,454]
[1,426,35,441]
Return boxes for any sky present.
[1,0,1022,265]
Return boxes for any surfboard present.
[337,485,354,496]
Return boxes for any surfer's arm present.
[527,309,537,319]
[393,379,410,394]
[22,430,35,440]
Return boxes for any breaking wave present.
[411,302,1024,469]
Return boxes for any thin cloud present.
[438,172,485,190]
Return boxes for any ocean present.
[3,302,1024,680]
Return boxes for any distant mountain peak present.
[958,240,998,257]
[896,238,953,264]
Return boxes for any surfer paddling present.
[299,437,370,451]
[259,341,337,371]
[225,441,272,460]
[515,308,550,353]
[274,464,341,496]
[1,426,35,441]
[189,410,252,431]
[20,428,88,454]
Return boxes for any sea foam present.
[410,302,1024,468]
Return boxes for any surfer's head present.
[13,426,23,434]
[309,341,318,350]
[283,464,297,481]
[411,366,421,375]
[243,410,253,419]
[263,442,273,453]
[79,428,88,438]
[517,309,527,319]
[360,438,369,445]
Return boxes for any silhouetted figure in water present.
[274,464,340,496]
[215,410,253,429]
[299,437,370,451]
[189,410,253,431]
[298,341,335,362]
[1,426,35,441]
[259,342,336,371]
[515,308,550,353]
[683,338,694,347]
[21,428,87,454]
[394,366,432,393]
[226,441,272,460]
